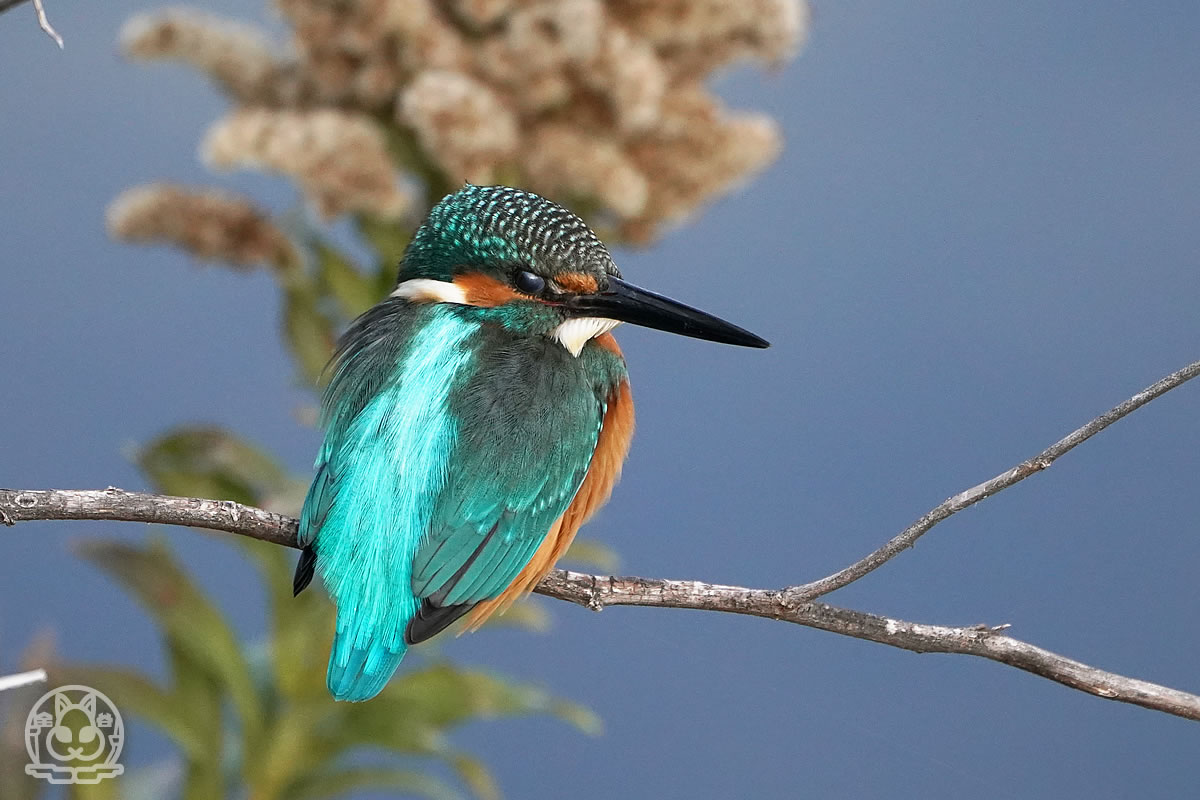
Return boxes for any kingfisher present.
[294,185,767,702]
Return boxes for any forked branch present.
[4,359,1200,722]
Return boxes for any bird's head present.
[393,185,768,355]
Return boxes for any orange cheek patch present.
[592,332,623,357]
[555,272,599,294]
[453,273,523,307]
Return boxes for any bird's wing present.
[296,302,480,700]
[406,393,603,643]
[460,373,633,631]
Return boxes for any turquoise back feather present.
[301,303,475,701]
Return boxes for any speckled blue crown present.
[398,185,619,282]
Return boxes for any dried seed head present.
[107,183,299,270]
[625,86,782,236]
[522,124,648,218]
[203,108,412,219]
[117,0,809,242]
[611,0,809,76]
[121,10,297,105]
[399,70,519,184]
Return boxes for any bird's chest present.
[450,334,608,465]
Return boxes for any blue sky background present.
[3,1,1200,797]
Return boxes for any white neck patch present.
[393,279,619,356]
[554,317,621,357]
[391,278,467,304]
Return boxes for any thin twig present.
[0,668,47,693]
[32,0,63,48]
[0,0,63,47]
[3,360,1200,722]
[784,359,1200,603]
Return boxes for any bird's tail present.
[326,608,408,702]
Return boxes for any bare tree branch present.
[786,358,1200,602]
[2,487,1199,722]
[541,571,1200,722]
[3,360,1200,722]
[0,488,298,546]
[0,0,63,48]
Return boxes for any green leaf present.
[374,664,600,735]
[562,538,620,572]
[325,701,446,756]
[138,426,326,703]
[165,638,225,794]
[289,765,461,800]
[380,126,453,208]
[108,758,182,800]
[137,427,293,506]
[157,638,226,800]
[283,285,336,387]
[0,670,54,800]
[247,702,330,800]
[237,537,334,702]
[546,698,603,736]
[75,539,264,758]
[450,754,499,800]
[315,243,379,318]
[67,779,119,800]
[51,664,209,761]
[354,213,411,276]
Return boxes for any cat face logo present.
[25,685,124,785]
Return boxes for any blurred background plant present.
[1,0,806,797]
[0,429,601,800]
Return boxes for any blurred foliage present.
[6,0,804,796]
[2,426,610,800]
[108,2,805,247]
[6,73,621,797]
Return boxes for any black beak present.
[563,276,769,348]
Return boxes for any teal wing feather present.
[410,439,593,605]
[406,332,608,642]
[298,302,477,702]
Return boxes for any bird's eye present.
[513,270,546,295]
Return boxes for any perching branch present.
[4,359,1200,723]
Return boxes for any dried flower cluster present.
[203,108,413,219]
[107,183,299,270]
[113,0,806,247]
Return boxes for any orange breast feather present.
[462,335,634,630]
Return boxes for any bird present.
[294,184,768,702]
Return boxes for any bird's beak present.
[563,276,769,348]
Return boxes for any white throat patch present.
[391,278,467,304]
[393,279,619,356]
[554,317,621,357]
